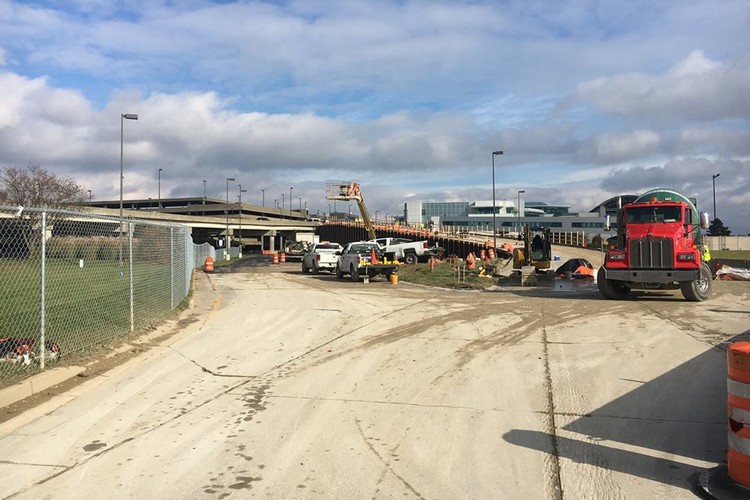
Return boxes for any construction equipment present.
[512,226,552,270]
[326,181,376,240]
[598,188,712,301]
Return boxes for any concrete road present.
[0,261,749,499]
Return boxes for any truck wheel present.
[597,267,630,300]
[350,265,359,282]
[302,261,310,273]
[312,262,320,274]
[336,265,344,280]
[404,252,418,265]
[680,263,712,302]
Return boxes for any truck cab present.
[599,188,712,302]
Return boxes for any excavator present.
[512,225,552,270]
[325,181,376,240]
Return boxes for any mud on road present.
[1,258,749,499]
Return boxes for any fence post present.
[170,227,175,310]
[129,221,134,333]
[40,211,47,370]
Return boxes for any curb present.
[0,365,86,409]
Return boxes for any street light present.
[157,168,163,209]
[261,188,265,207]
[225,177,235,260]
[712,173,720,223]
[281,193,285,215]
[491,150,503,250]
[290,187,293,219]
[119,112,138,266]
[238,184,247,258]
[376,210,380,222]
[299,197,302,211]
[202,180,206,204]
[87,189,92,203]
[517,190,525,223]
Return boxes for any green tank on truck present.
[598,188,712,301]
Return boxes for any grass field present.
[0,257,181,379]
[712,250,750,260]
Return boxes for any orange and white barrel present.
[728,342,750,487]
[280,252,286,264]
[272,253,279,265]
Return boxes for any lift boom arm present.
[325,181,376,240]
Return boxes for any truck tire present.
[350,265,359,282]
[336,264,344,280]
[680,263,712,302]
[597,267,630,300]
[302,260,310,273]
[404,252,418,265]
[312,262,320,274]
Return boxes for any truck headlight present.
[677,253,696,261]
[608,252,626,261]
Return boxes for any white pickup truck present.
[335,241,399,282]
[370,237,440,265]
[301,242,343,274]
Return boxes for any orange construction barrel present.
[728,342,750,487]
[203,256,214,273]
[390,274,398,285]
[466,252,476,270]
[272,253,279,265]
[280,252,286,264]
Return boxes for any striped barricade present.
[728,342,750,487]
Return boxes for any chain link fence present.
[0,206,201,385]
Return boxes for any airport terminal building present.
[403,197,627,236]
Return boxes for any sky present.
[0,0,749,234]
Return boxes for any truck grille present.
[629,237,673,268]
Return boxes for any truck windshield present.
[626,206,682,224]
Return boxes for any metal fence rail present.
[0,206,200,383]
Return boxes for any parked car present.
[302,242,343,274]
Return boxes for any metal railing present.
[0,206,202,383]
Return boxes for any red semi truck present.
[598,188,712,302]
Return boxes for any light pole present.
[376,210,380,222]
[491,150,503,250]
[261,188,265,207]
[157,168,163,209]
[328,203,332,220]
[202,180,206,204]
[712,173,720,223]
[281,194,285,216]
[517,190,525,224]
[119,112,138,266]
[299,197,302,211]
[87,189,92,203]
[238,184,247,257]
[225,177,235,260]
[290,187,293,219]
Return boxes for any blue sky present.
[1,0,749,233]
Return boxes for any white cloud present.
[577,50,750,122]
